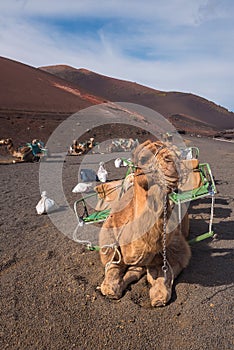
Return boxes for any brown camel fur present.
[99,140,191,307]
[94,174,134,211]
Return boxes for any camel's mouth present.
[134,166,178,193]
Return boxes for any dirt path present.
[0,136,233,350]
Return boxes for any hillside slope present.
[40,65,234,134]
[0,57,102,114]
[0,57,105,145]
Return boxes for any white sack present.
[72,182,93,193]
[97,162,108,182]
[114,158,122,168]
[36,191,55,215]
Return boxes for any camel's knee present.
[167,235,191,278]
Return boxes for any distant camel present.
[0,138,43,162]
[69,137,96,155]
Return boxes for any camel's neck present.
[133,173,165,219]
[7,141,15,155]
[133,180,148,217]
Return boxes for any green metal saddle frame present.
[169,163,216,204]
[74,192,111,225]
[74,158,136,225]
[169,163,216,244]
[74,161,216,245]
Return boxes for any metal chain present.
[162,193,168,280]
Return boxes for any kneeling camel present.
[99,140,191,306]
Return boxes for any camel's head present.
[132,140,179,192]
[0,138,12,145]
[32,139,44,148]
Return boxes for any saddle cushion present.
[179,159,202,192]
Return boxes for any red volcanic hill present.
[0,57,103,113]
[40,64,234,135]
[0,57,103,144]
[0,56,233,146]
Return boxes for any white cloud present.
[0,0,217,25]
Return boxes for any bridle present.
[133,143,179,193]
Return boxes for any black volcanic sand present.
[0,135,233,350]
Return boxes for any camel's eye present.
[140,156,148,165]
[164,155,173,163]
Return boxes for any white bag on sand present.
[72,182,93,193]
[36,191,55,215]
[114,158,131,168]
[97,162,108,182]
[114,158,122,168]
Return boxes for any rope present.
[162,193,168,280]
[178,199,182,224]
[154,145,165,158]
[188,190,215,245]
[100,245,122,272]
[72,225,93,248]
[209,192,215,233]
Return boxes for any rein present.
[154,145,166,158]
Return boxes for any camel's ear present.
[132,140,152,163]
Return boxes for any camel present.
[98,140,191,307]
[0,138,43,162]
[109,138,138,153]
[87,137,95,150]
[69,138,95,155]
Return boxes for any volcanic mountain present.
[0,57,103,113]
[1,56,234,147]
[0,57,103,144]
[40,64,234,135]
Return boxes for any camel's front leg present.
[147,233,191,307]
[147,254,174,307]
[101,258,146,298]
[100,247,127,299]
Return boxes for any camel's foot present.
[100,265,125,299]
[149,277,172,307]
[100,279,123,299]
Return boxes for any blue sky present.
[0,0,234,112]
